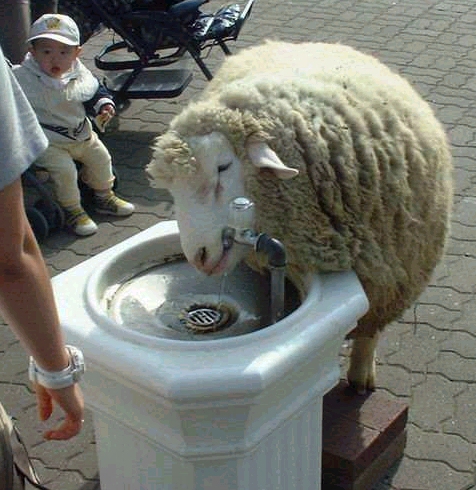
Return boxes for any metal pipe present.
[269,266,286,324]
[225,197,287,324]
[255,233,286,323]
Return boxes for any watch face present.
[67,346,85,371]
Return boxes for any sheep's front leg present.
[347,332,380,394]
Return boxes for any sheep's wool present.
[149,41,453,336]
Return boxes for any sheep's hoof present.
[346,377,376,395]
[346,364,376,395]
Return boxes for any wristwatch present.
[28,345,85,390]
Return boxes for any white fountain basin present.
[52,220,369,490]
[86,232,301,343]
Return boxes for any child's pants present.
[36,131,115,208]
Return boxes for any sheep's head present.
[148,129,299,276]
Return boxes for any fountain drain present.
[183,303,233,333]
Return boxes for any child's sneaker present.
[93,191,135,216]
[63,206,98,236]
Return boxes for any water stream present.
[217,272,228,306]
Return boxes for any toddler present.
[13,13,135,236]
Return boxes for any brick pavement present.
[1,0,476,488]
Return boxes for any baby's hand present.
[100,103,116,118]
[95,104,115,132]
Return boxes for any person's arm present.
[83,74,116,116]
[82,72,116,131]
[0,177,84,439]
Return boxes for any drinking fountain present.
[52,220,369,490]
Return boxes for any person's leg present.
[36,145,81,207]
[36,144,98,235]
[75,133,135,216]
[0,0,30,64]
[74,133,115,193]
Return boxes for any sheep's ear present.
[246,141,299,180]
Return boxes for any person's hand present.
[34,382,84,440]
[95,104,115,132]
[100,103,115,122]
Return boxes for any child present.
[13,13,135,236]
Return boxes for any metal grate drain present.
[188,307,222,327]
[183,303,232,333]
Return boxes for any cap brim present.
[27,33,79,46]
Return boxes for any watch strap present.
[28,345,85,390]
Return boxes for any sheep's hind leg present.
[346,332,380,394]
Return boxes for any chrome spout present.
[226,197,259,246]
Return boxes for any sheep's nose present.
[195,246,207,266]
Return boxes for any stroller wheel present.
[34,198,66,231]
[26,207,49,242]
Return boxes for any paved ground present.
[1,0,476,488]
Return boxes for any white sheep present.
[147,40,453,393]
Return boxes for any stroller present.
[51,0,256,103]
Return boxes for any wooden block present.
[322,430,407,490]
[321,381,408,489]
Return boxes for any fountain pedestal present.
[51,221,369,490]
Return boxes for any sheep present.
[146,40,453,393]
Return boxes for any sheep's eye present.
[218,161,232,173]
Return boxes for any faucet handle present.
[228,197,255,231]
